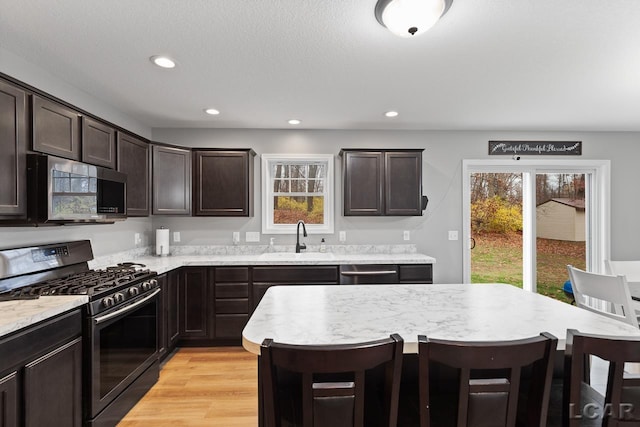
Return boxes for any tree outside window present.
[262,154,334,234]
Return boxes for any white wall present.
[152,128,640,283]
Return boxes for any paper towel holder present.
[156,227,171,257]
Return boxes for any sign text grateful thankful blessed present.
[488,141,582,156]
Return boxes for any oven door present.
[88,288,160,419]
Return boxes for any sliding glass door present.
[463,160,609,303]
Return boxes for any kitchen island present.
[242,283,640,354]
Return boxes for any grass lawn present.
[471,232,586,304]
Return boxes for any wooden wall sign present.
[488,141,582,156]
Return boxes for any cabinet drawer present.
[215,267,249,282]
[215,283,249,298]
[215,298,249,314]
[215,314,249,338]
[253,266,338,283]
[399,264,433,283]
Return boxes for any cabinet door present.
[0,80,27,217]
[81,117,116,168]
[385,151,422,215]
[179,268,211,340]
[167,270,180,350]
[152,145,191,215]
[193,150,254,216]
[118,134,150,216]
[24,338,82,427]
[398,264,433,284]
[0,372,18,427]
[342,151,383,216]
[32,95,80,160]
[156,274,168,361]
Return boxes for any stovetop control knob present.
[141,281,150,291]
[102,296,115,308]
[114,292,124,303]
[150,279,158,288]
[128,287,140,297]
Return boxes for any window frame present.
[261,153,334,235]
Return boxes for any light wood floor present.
[118,347,258,427]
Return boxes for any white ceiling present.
[1,0,639,131]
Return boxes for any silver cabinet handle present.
[340,270,397,276]
[94,288,161,325]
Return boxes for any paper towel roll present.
[156,228,170,256]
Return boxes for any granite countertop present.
[0,295,88,338]
[242,283,640,355]
[0,245,435,340]
[129,252,436,275]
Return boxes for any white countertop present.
[127,253,436,275]
[242,283,640,355]
[0,249,434,339]
[0,295,88,338]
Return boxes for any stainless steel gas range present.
[0,240,160,427]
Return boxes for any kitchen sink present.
[258,252,336,261]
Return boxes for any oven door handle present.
[94,288,161,325]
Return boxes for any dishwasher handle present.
[340,270,398,276]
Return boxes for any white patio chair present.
[566,265,639,328]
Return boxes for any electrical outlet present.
[173,231,181,242]
[448,230,459,241]
[403,230,410,241]
[232,231,240,244]
[339,231,346,242]
[245,231,260,242]
[134,233,141,245]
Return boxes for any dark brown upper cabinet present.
[193,149,255,216]
[82,117,116,169]
[152,144,192,215]
[117,133,150,216]
[32,95,81,160]
[341,149,424,216]
[0,79,27,217]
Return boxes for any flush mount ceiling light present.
[375,0,453,38]
[204,108,220,115]
[288,119,301,125]
[149,55,176,69]
[385,111,399,117]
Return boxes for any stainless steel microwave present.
[27,154,127,224]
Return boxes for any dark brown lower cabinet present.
[171,263,433,345]
[0,309,82,427]
[179,267,212,342]
[214,268,249,341]
[157,274,168,361]
[24,338,82,426]
[0,372,18,427]
[398,264,433,284]
[252,266,339,310]
[167,270,180,352]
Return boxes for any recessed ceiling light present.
[204,108,220,115]
[288,119,301,125]
[385,111,399,118]
[150,55,176,69]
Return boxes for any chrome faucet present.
[295,220,307,253]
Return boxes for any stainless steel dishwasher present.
[339,264,399,284]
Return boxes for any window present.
[462,159,610,293]
[262,154,334,234]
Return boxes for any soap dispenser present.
[319,238,326,253]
